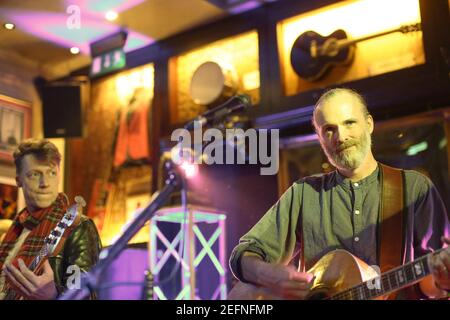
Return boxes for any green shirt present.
[230,165,450,282]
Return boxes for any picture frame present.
[0,177,19,220]
[0,94,32,162]
[0,176,24,241]
[0,176,25,220]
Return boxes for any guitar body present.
[228,250,386,300]
[290,29,355,81]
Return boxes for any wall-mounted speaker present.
[41,79,89,138]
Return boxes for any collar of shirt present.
[335,164,380,190]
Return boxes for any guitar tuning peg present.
[74,196,86,207]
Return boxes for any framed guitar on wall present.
[290,23,422,82]
[277,0,425,96]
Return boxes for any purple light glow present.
[1,9,153,54]
[99,248,148,300]
[65,0,146,16]
[228,1,262,14]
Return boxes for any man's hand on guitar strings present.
[264,264,315,300]
[430,236,450,291]
[3,259,58,300]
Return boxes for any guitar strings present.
[329,251,436,300]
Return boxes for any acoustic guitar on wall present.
[290,23,421,82]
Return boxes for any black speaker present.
[41,82,87,138]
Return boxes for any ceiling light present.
[3,22,15,30]
[105,11,118,21]
[70,47,80,55]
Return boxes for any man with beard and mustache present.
[229,88,450,300]
[0,139,101,299]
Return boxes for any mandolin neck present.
[28,245,49,272]
[329,248,444,300]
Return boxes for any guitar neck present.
[330,248,443,300]
[337,23,421,50]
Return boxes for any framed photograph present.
[0,94,32,162]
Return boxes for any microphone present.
[184,94,251,130]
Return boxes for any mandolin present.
[1,197,85,300]
[228,248,446,300]
[290,23,421,82]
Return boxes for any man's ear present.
[16,176,22,188]
[367,115,374,134]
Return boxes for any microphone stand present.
[58,161,182,300]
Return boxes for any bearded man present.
[228,88,450,300]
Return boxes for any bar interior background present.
[0,0,449,299]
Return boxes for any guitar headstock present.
[400,23,421,33]
[45,196,85,254]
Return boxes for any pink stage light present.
[179,161,199,179]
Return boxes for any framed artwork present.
[0,94,32,162]
[0,180,18,220]
[0,176,24,241]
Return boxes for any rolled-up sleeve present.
[229,182,303,282]
[399,173,449,300]
[412,174,450,258]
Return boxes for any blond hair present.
[13,138,61,174]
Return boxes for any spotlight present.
[3,22,15,30]
[170,146,201,179]
[179,161,199,178]
[70,47,80,55]
[105,11,118,21]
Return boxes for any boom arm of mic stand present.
[58,171,181,300]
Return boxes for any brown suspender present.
[379,164,406,300]
[379,163,405,272]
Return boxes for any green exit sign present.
[90,48,126,77]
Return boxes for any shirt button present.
[353,182,359,187]
[354,237,360,242]
[354,209,360,215]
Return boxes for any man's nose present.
[336,126,349,143]
[39,175,50,187]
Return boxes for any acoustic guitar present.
[228,248,446,300]
[290,23,421,82]
[2,197,84,300]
